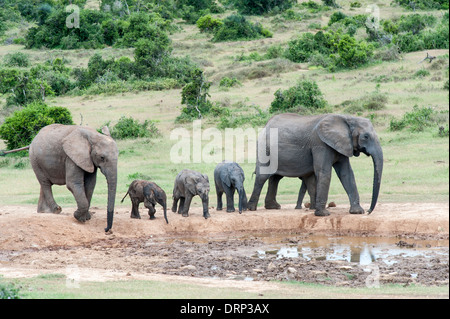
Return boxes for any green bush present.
[0,281,20,299]
[389,105,442,132]
[0,101,74,150]
[106,116,160,140]
[212,14,272,42]
[394,0,448,10]
[219,76,242,88]
[177,69,214,121]
[197,14,223,33]
[285,30,373,70]
[269,79,327,113]
[3,52,30,67]
[233,0,296,15]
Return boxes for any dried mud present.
[0,202,448,289]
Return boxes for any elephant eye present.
[100,156,106,162]
[362,133,369,140]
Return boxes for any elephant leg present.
[130,198,141,219]
[66,159,91,222]
[172,197,179,213]
[181,194,193,217]
[37,182,62,214]
[216,186,223,211]
[333,158,364,214]
[148,204,156,220]
[84,170,97,211]
[178,197,185,214]
[295,178,307,209]
[247,172,270,211]
[312,149,332,216]
[224,187,235,212]
[265,175,282,209]
[304,174,317,210]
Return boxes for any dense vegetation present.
[0,0,448,150]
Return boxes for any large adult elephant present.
[29,124,119,232]
[247,113,383,216]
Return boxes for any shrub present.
[107,116,160,140]
[3,52,30,67]
[285,30,373,70]
[212,14,272,42]
[178,69,214,121]
[0,281,20,299]
[0,101,73,150]
[389,105,440,132]
[233,0,296,15]
[197,14,223,33]
[269,79,327,113]
[219,76,242,88]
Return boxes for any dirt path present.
[0,202,448,295]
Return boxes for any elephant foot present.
[264,202,281,210]
[295,204,302,209]
[216,207,222,211]
[247,201,257,211]
[349,204,365,214]
[182,212,189,217]
[149,215,156,220]
[314,209,330,217]
[204,212,211,219]
[226,208,235,213]
[74,210,91,223]
[53,206,62,214]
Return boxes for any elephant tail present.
[0,145,30,156]
[120,191,129,203]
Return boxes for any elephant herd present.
[20,113,383,232]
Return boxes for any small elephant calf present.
[121,180,168,224]
[172,169,210,218]
[214,161,247,213]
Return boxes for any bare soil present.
[0,202,448,292]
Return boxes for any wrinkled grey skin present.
[248,113,383,216]
[172,169,210,218]
[214,161,248,214]
[29,124,118,232]
[121,180,168,224]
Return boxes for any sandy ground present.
[0,202,448,295]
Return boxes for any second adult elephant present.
[248,113,383,216]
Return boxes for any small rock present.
[327,202,336,208]
[252,268,264,273]
[287,267,297,274]
[181,265,197,271]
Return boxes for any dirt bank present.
[0,202,448,289]
[0,202,448,250]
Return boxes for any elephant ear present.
[219,168,231,188]
[185,176,197,195]
[62,129,95,173]
[317,115,353,157]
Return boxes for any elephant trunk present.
[368,144,383,214]
[201,194,209,219]
[105,170,117,232]
[238,187,247,214]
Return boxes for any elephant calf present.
[214,161,247,213]
[121,180,168,224]
[172,169,210,218]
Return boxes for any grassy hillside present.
[0,0,448,211]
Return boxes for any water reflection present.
[262,239,447,265]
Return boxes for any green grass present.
[3,275,448,299]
